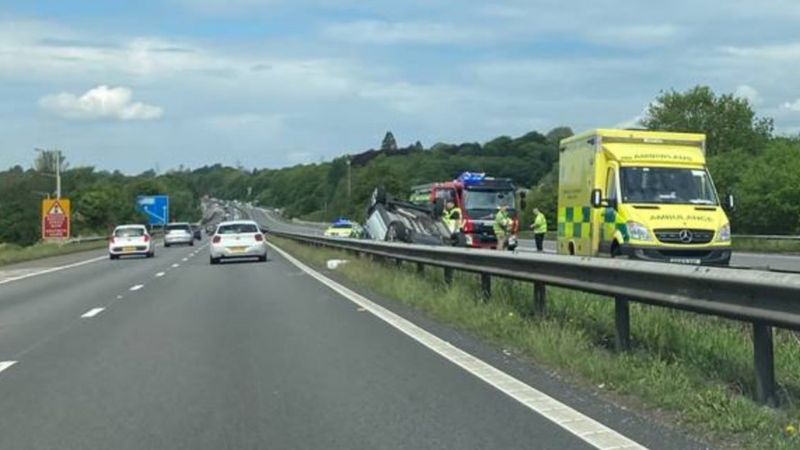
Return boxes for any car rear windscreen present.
[115,228,145,237]
[166,224,191,231]
[217,224,259,234]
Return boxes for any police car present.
[324,219,357,238]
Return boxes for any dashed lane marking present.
[172,263,180,268]
[129,284,144,291]
[0,361,17,374]
[155,272,165,278]
[81,307,105,318]
[267,242,647,450]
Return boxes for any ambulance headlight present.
[627,221,652,242]
[717,223,731,242]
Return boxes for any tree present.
[381,131,398,152]
[34,150,68,174]
[545,126,574,144]
[641,86,773,156]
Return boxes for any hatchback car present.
[109,225,154,259]
[210,220,267,264]
[164,222,195,247]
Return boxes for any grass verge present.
[0,240,106,267]
[270,236,800,450]
[732,238,800,254]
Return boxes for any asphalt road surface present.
[0,232,712,449]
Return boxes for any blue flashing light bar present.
[456,172,486,185]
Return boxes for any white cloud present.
[39,85,164,120]
[587,24,680,47]
[323,20,492,45]
[734,84,762,105]
[720,42,800,61]
[783,99,800,112]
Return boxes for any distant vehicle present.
[210,220,267,264]
[410,172,522,250]
[164,222,195,247]
[364,188,450,245]
[324,218,357,238]
[191,224,202,240]
[108,224,154,260]
[558,129,732,265]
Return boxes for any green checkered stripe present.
[557,206,592,239]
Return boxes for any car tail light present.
[212,235,221,243]
[254,233,263,242]
[143,234,150,242]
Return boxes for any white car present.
[210,220,267,264]
[164,222,195,247]
[109,225,154,260]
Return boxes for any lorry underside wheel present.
[386,221,409,242]
[568,242,576,255]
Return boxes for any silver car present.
[210,220,267,264]
[164,222,195,247]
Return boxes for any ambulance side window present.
[606,168,618,206]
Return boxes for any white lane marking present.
[267,242,647,450]
[155,272,165,278]
[182,257,188,262]
[129,284,144,291]
[81,307,105,318]
[172,263,180,268]
[116,295,123,299]
[0,256,106,286]
[0,361,17,374]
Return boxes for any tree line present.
[1,85,798,247]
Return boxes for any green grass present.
[733,238,800,254]
[270,236,800,450]
[0,240,107,267]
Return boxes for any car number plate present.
[670,258,701,265]
[123,246,136,252]
[229,246,246,253]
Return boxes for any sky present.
[1,0,799,173]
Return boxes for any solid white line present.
[0,256,106,286]
[81,307,105,318]
[0,361,17,374]
[172,263,180,268]
[267,242,647,450]
[155,272,165,278]
[129,284,144,291]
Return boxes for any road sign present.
[136,195,169,226]
[42,198,70,240]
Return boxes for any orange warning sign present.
[42,198,71,240]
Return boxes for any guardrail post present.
[614,296,631,352]
[395,258,403,267]
[481,273,491,300]
[532,281,546,316]
[416,262,425,275]
[752,322,777,406]
[444,267,454,285]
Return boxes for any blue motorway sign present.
[136,195,170,226]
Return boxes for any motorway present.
[0,217,714,449]
[252,207,800,272]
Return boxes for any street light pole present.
[55,150,61,199]
[346,158,351,199]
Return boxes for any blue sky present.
[1,0,799,173]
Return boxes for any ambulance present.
[557,129,732,265]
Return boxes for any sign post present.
[136,195,170,227]
[42,198,71,240]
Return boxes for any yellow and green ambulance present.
[557,129,732,265]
